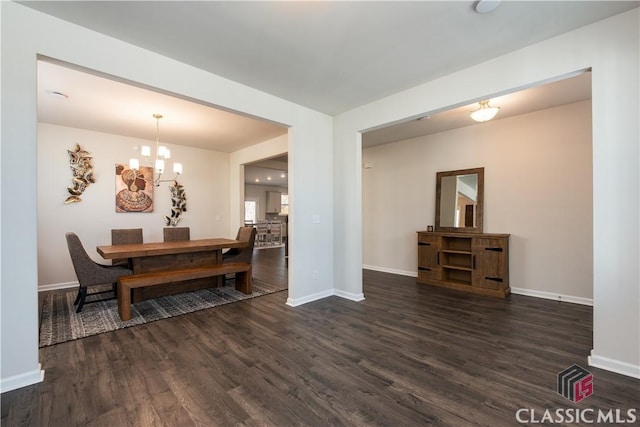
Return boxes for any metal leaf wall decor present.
[164,180,187,226]
[65,143,95,204]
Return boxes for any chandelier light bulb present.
[158,146,167,158]
[155,159,165,174]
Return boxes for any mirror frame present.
[435,167,484,234]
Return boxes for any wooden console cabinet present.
[417,231,510,297]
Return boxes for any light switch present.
[312,214,320,223]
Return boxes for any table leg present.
[117,280,131,321]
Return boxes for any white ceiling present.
[28,1,637,181]
[363,71,592,148]
[38,60,288,153]
[245,156,289,188]
[24,1,636,114]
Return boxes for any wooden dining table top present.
[97,238,247,259]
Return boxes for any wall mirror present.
[435,167,484,233]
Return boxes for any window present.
[244,200,257,224]
[280,194,289,215]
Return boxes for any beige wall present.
[37,123,232,288]
[363,100,593,300]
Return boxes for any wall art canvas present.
[115,163,154,213]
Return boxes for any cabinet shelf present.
[442,264,472,272]
[445,278,473,287]
[442,249,471,255]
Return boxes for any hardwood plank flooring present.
[3,248,639,426]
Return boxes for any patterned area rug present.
[39,279,286,347]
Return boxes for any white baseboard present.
[511,287,593,306]
[1,364,44,393]
[362,265,417,277]
[286,289,335,307]
[286,288,365,307]
[333,289,365,302]
[38,281,77,292]
[589,350,640,379]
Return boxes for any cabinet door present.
[266,191,281,213]
[418,234,441,280]
[472,238,508,290]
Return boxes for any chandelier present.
[129,114,182,186]
[470,100,500,122]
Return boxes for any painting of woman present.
[115,164,154,213]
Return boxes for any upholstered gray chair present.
[65,232,133,313]
[163,227,190,242]
[111,228,143,267]
[222,226,257,283]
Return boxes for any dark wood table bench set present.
[97,238,252,321]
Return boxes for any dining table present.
[97,238,248,302]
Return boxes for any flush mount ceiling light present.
[470,100,500,122]
[474,0,501,14]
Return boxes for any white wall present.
[37,123,230,288]
[1,3,334,392]
[335,9,639,378]
[363,101,593,301]
[229,126,336,306]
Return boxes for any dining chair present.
[255,221,269,246]
[222,226,257,284]
[111,228,143,267]
[163,227,190,242]
[65,232,133,313]
[269,221,282,245]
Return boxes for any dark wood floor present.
[3,247,638,426]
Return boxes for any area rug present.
[39,279,286,347]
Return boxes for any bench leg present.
[235,266,252,294]
[117,280,132,321]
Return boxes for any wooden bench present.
[117,262,252,321]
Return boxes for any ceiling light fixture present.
[474,0,501,14]
[130,114,182,186]
[470,100,500,122]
